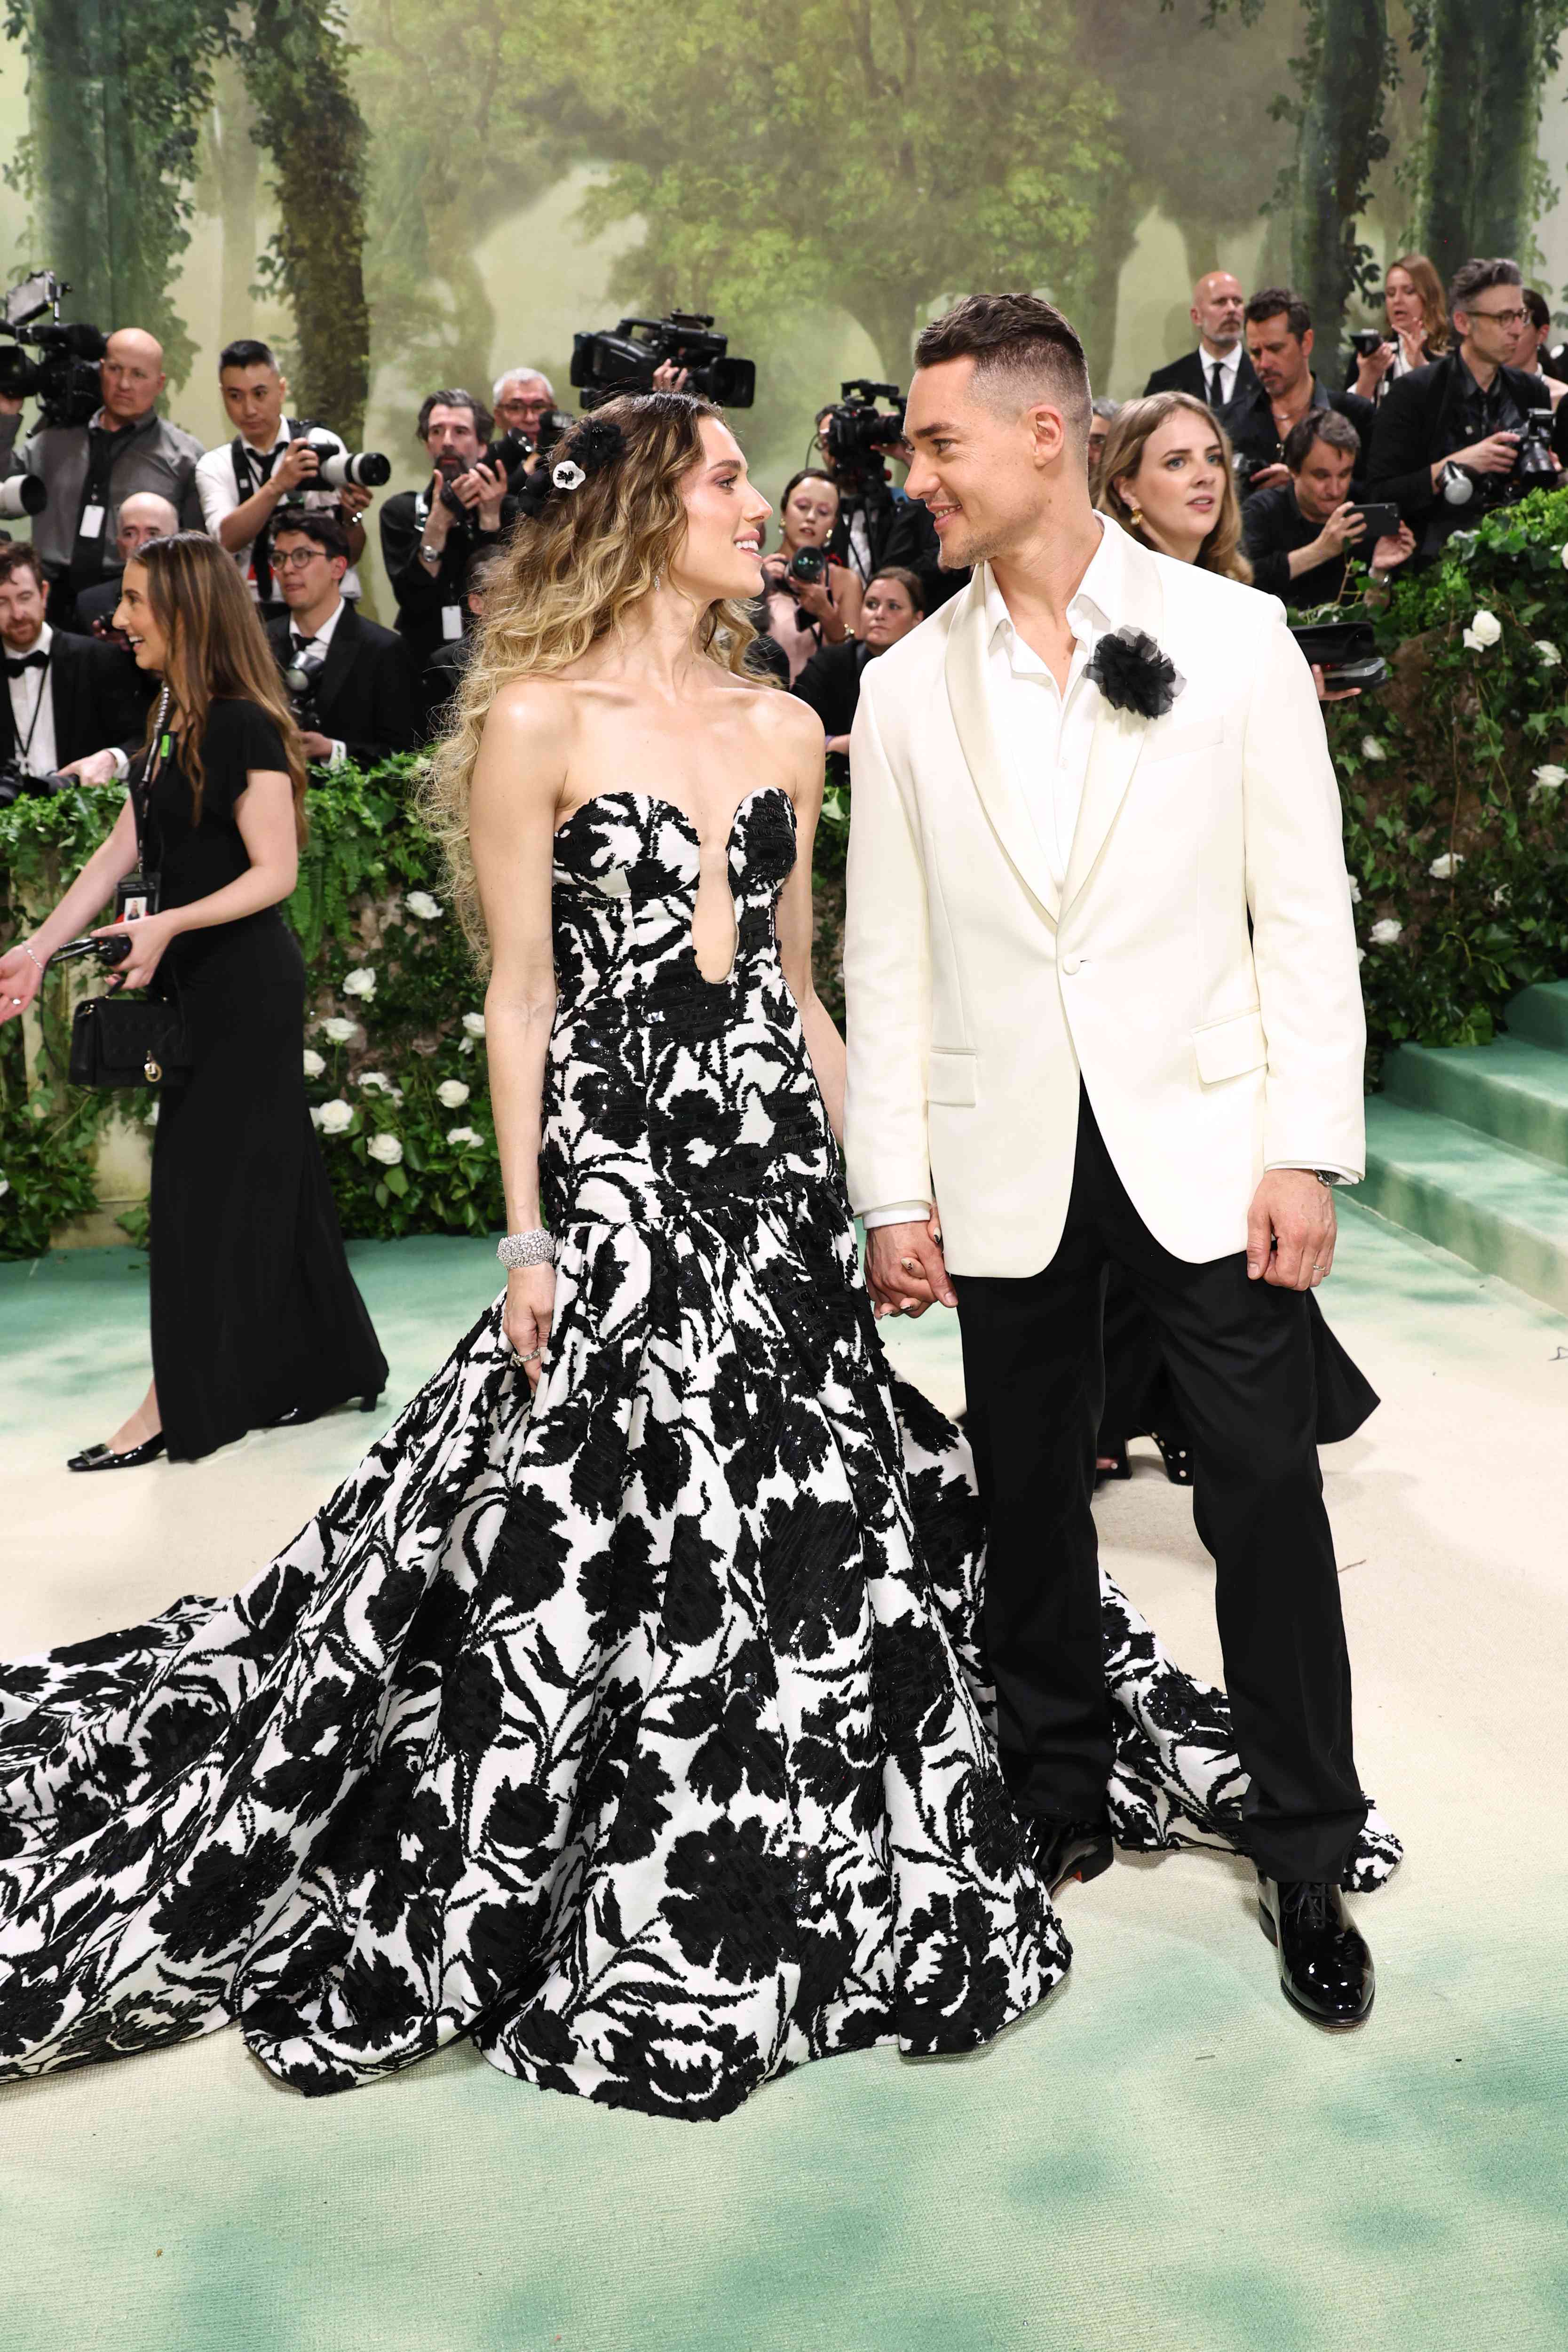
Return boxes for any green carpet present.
[2,1213,1565,2351]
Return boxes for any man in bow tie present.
[264,513,415,772]
[844,292,1383,2028]
[0,542,149,780]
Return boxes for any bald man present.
[0,325,204,626]
[73,490,182,635]
[1144,269,1259,413]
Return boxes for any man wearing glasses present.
[1367,257,1557,564]
[265,513,415,771]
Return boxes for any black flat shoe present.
[265,1394,381,1430]
[1258,1874,1374,2027]
[1151,1429,1194,1485]
[1030,1815,1114,1896]
[67,1432,167,1472]
[1095,1441,1132,1488]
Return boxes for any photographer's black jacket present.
[379,487,517,672]
[1224,377,1375,481]
[0,628,151,769]
[1365,352,1552,526]
[1241,483,1352,608]
[792,638,873,785]
[1143,347,1260,406]
[265,605,418,771]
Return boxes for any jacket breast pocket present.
[1140,714,1226,769]
[1192,1006,1267,1085]
[927,1048,977,1108]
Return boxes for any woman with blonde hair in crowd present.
[1349,253,1449,402]
[0,533,386,1467]
[0,391,1246,2111]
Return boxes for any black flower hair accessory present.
[1085,625,1184,720]
[515,415,628,518]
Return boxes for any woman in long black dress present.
[0,532,386,1465]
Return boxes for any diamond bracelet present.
[496,1228,555,1269]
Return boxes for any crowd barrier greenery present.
[4,491,1568,1262]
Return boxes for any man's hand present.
[300,729,336,763]
[58,749,121,785]
[424,469,456,545]
[1314,504,1368,561]
[866,1215,956,1320]
[274,437,321,494]
[1371,520,1417,571]
[1310,663,1361,706]
[339,482,373,521]
[1245,1169,1337,1289]
[1353,341,1397,397]
[651,359,691,392]
[1452,431,1520,477]
[1249,461,1291,493]
[469,459,507,529]
[0,391,25,418]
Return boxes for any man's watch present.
[418,540,441,569]
[1312,1170,1347,1188]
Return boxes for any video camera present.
[0,270,105,433]
[570,314,755,410]
[819,380,907,499]
[1442,411,1557,513]
[0,758,71,811]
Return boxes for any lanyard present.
[131,687,175,879]
[11,644,52,765]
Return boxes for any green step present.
[1506,980,1568,1052]
[1361,1096,1568,1315]
[1381,1038,1568,1173]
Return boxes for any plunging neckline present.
[552,784,793,853]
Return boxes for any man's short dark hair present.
[1244,287,1313,341]
[219,338,280,374]
[272,509,350,563]
[1449,257,1522,318]
[0,542,45,592]
[914,293,1092,443]
[1283,409,1360,473]
[1523,287,1552,333]
[417,388,494,445]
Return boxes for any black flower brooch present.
[1085,625,1184,720]
[515,415,627,518]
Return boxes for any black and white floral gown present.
[0,786,1399,2119]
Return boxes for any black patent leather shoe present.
[1258,1874,1374,2027]
[67,1432,167,1472]
[1032,1816,1115,1895]
[264,1394,381,1430]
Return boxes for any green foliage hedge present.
[5,499,1568,1260]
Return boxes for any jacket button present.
[1061,953,1081,976]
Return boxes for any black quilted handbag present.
[68,986,192,1089]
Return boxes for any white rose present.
[356,1071,394,1094]
[1347,875,1362,904]
[317,1097,354,1135]
[0,1176,8,1199]
[366,1131,403,1166]
[1428,852,1464,881]
[1355,947,1367,965]
[404,890,443,920]
[461,1012,486,1039]
[436,1079,470,1109]
[445,1125,480,1147]
[319,1016,357,1045]
[1532,764,1567,793]
[342,966,377,1000]
[302,1048,325,1079]
[1360,737,1386,763]
[458,1036,475,1056]
[1535,641,1561,667]
[1560,542,1568,571]
[1370,917,1403,947]
[1493,885,1513,908]
[1463,609,1502,650]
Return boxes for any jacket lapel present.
[317,604,359,717]
[1061,533,1167,914]
[942,569,1060,924]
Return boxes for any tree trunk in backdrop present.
[1470,2,1547,260]
[1416,0,1487,281]
[1290,0,1390,386]
[212,59,262,350]
[29,0,148,332]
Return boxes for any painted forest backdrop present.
[4,0,1568,615]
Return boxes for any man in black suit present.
[379,389,515,723]
[266,513,416,771]
[1143,270,1259,414]
[1227,288,1375,493]
[72,490,182,639]
[0,540,150,780]
[1367,256,1556,564]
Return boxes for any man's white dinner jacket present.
[842,525,1366,1277]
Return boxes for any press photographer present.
[379,388,515,710]
[758,469,863,685]
[1228,288,1374,492]
[0,300,203,625]
[1346,254,1448,404]
[73,492,181,635]
[1366,258,1557,562]
[811,380,953,607]
[0,541,149,786]
[196,339,387,610]
[792,565,925,786]
[1243,412,1415,607]
[490,366,575,484]
[266,513,416,772]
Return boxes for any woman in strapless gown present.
[0,396,1399,2121]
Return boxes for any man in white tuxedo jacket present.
[844,294,1377,2026]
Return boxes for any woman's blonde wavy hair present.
[419,391,765,963]
[1093,391,1253,584]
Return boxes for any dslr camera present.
[1441,412,1557,512]
[0,270,104,440]
[570,314,755,409]
[0,757,70,811]
[273,423,391,512]
[494,408,574,487]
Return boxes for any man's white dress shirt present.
[1199,341,1245,409]
[196,427,363,601]
[5,622,55,774]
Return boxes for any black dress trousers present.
[955,1083,1368,1884]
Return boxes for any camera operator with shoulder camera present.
[758,469,863,685]
[0,540,149,793]
[1243,411,1415,607]
[195,340,386,612]
[1227,288,1374,494]
[266,513,416,772]
[380,389,515,716]
[0,313,203,627]
[813,381,958,609]
[792,565,925,787]
[1366,258,1557,564]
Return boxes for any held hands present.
[1245,1169,1336,1289]
[89,912,178,993]
[504,1264,555,1393]
[866,1215,956,1321]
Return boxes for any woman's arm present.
[89,767,301,992]
[469,679,569,1387]
[770,696,846,1142]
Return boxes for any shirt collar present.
[982,512,1125,657]
[294,594,345,646]
[244,423,294,456]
